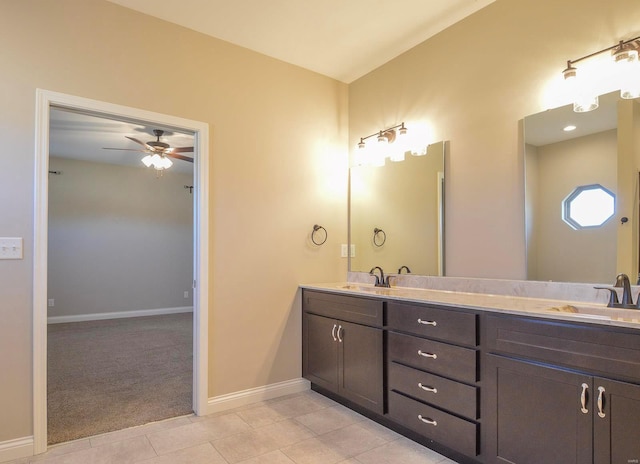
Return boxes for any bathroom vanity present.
[301,284,640,464]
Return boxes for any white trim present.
[0,436,33,463]
[47,306,193,324]
[33,89,210,455]
[206,378,311,415]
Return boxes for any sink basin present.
[546,304,640,322]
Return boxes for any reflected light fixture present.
[563,35,640,112]
[356,122,424,167]
[563,125,577,132]
[141,153,173,170]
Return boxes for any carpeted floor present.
[47,313,193,445]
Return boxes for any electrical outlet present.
[184,291,189,299]
[48,299,55,307]
[341,244,348,257]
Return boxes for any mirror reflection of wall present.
[350,141,444,276]
[524,91,640,284]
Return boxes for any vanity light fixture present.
[563,35,640,112]
[356,122,424,167]
[563,125,577,132]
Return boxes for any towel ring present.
[312,224,328,246]
[373,227,386,247]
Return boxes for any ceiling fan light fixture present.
[141,154,153,167]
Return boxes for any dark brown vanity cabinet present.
[386,301,480,458]
[483,315,640,464]
[302,290,384,414]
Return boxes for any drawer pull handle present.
[597,386,606,418]
[417,415,437,426]
[418,383,437,393]
[417,319,437,326]
[418,350,437,359]
[580,383,589,414]
[337,325,343,343]
[331,324,337,342]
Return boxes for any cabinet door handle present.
[417,319,437,326]
[597,386,606,418]
[418,383,438,393]
[337,325,343,343]
[417,415,437,426]
[580,383,589,414]
[331,324,337,342]
[417,350,437,359]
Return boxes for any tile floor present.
[7,391,457,464]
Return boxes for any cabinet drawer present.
[388,391,478,457]
[388,362,478,419]
[485,314,640,383]
[388,331,477,383]
[303,290,383,327]
[387,302,477,346]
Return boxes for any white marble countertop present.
[300,282,640,330]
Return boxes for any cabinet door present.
[303,313,339,392]
[338,320,384,414]
[484,354,592,464]
[593,377,640,464]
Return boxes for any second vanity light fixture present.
[356,122,426,167]
[563,35,640,113]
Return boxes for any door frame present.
[33,89,209,454]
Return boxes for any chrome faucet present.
[595,273,638,309]
[369,266,390,287]
[398,265,411,274]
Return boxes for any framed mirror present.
[524,91,640,283]
[349,141,445,276]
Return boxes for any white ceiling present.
[105,0,496,83]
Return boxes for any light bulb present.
[141,154,153,167]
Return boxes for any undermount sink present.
[339,284,393,295]
[546,304,640,322]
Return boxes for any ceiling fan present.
[104,129,193,171]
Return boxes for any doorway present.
[33,90,209,454]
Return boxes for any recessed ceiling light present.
[563,125,577,132]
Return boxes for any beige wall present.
[527,130,617,283]
[348,0,640,280]
[0,0,347,442]
[48,157,194,317]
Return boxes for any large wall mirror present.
[524,91,640,284]
[349,141,445,276]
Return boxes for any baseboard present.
[0,436,33,463]
[206,378,311,415]
[47,306,193,324]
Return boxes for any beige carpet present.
[47,313,193,444]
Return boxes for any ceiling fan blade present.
[102,147,147,152]
[166,153,194,163]
[125,136,154,151]
[168,146,194,153]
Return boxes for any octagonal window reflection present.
[563,184,615,229]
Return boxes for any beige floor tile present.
[353,437,449,464]
[294,405,363,435]
[317,423,391,458]
[212,429,280,463]
[136,442,227,464]
[190,401,271,422]
[355,419,402,442]
[147,413,250,455]
[236,404,288,428]
[258,419,315,448]
[31,435,156,464]
[281,437,344,464]
[236,450,296,464]
[267,395,326,419]
[29,439,91,461]
[89,416,193,447]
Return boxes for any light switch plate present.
[341,244,348,258]
[0,237,23,259]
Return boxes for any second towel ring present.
[312,224,328,245]
[373,227,386,247]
